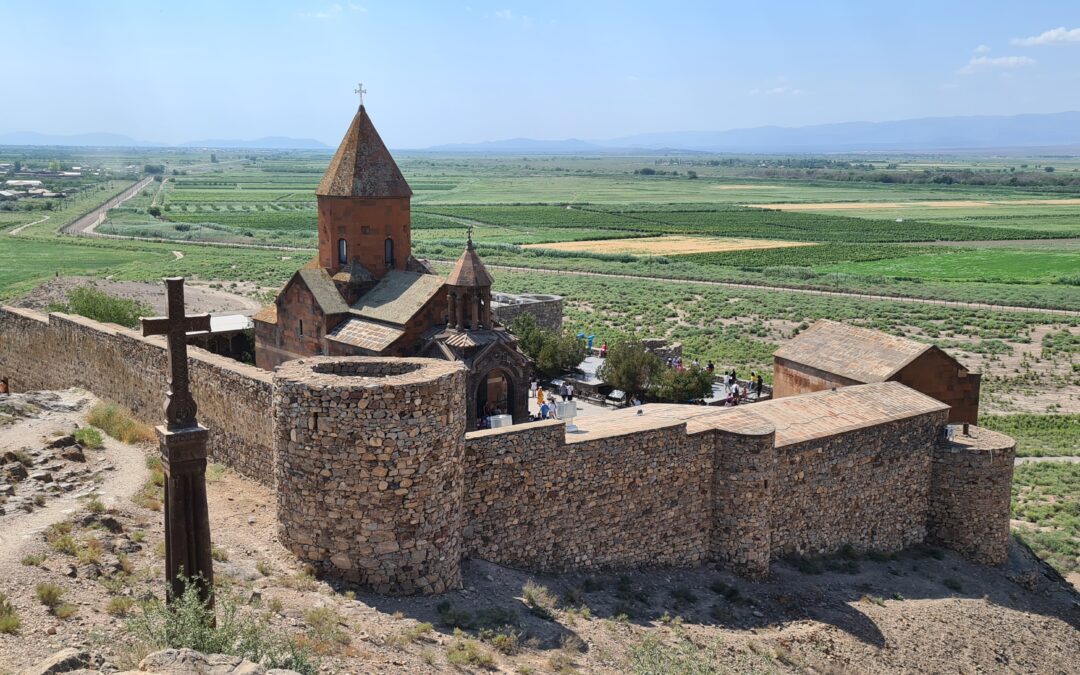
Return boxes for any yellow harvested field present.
[747,199,1080,211]
[522,236,816,255]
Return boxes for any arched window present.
[337,238,347,265]
[384,237,394,266]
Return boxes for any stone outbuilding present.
[772,319,981,427]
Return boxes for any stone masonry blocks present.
[928,427,1016,566]
[273,356,467,595]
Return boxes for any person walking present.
[567,382,574,401]
[530,379,538,399]
[540,400,550,420]
[537,387,545,407]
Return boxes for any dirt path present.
[13,276,264,317]
[62,177,155,237]
[1015,456,1080,465]
[427,261,1080,317]
[8,214,50,236]
[0,391,149,566]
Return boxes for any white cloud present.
[974,44,991,54]
[1012,26,1080,46]
[749,86,803,96]
[957,55,1035,75]
[301,3,365,19]
[493,9,533,27]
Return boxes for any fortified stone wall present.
[273,357,467,595]
[0,306,1016,595]
[463,420,713,572]
[768,412,948,557]
[928,427,1016,565]
[0,307,274,485]
[491,293,564,332]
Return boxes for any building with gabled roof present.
[253,102,533,429]
[772,319,981,427]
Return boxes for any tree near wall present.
[653,365,714,402]
[597,338,663,399]
[509,313,586,378]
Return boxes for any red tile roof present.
[773,320,933,383]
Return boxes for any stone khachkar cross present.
[141,277,215,603]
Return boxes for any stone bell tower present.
[445,231,494,331]
[315,104,412,280]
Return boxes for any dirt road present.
[428,261,1080,317]
[62,176,155,236]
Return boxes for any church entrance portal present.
[476,369,513,423]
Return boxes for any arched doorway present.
[476,368,513,424]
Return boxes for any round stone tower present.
[273,356,467,595]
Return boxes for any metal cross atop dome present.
[354,82,367,107]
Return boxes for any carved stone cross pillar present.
[141,277,215,604]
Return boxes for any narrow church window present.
[384,237,394,266]
[338,238,347,264]
[299,319,304,337]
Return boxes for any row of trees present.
[509,315,714,403]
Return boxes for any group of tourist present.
[529,379,575,421]
[718,369,766,406]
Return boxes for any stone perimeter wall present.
[463,421,713,573]
[0,306,1015,594]
[0,307,273,484]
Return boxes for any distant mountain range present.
[426,111,1080,153]
[5,111,1080,153]
[0,131,330,150]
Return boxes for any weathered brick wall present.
[772,357,861,399]
[463,420,713,572]
[768,411,948,557]
[928,427,1015,565]
[0,307,274,485]
[273,357,467,595]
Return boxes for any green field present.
[1,146,1078,422]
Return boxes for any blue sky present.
[3,1,1080,147]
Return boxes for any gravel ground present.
[1,390,1078,674]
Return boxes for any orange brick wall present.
[773,357,860,398]
[317,196,411,278]
[894,348,981,425]
[254,282,339,370]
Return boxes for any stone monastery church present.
[253,104,530,428]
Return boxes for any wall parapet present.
[0,305,274,485]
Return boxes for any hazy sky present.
[4,1,1080,147]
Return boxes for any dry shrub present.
[88,402,155,445]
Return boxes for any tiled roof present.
[316,105,412,198]
[331,260,375,284]
[326,317,405,353]
[252,303,277,325]
[773,320,931,383]
[568,382,947,445]
[297,268,351,315]
[446,241,494,287]
[350,270,444,326]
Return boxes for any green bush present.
[126,581,316,674]
[74,427,105,449]
[0,591,20,634]
[47,286,152,330]
[597,338,663,399]
[87,402,155,444]
[509,314,586,378]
